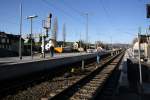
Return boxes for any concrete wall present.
[0,53,98,82]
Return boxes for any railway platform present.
[116,49,150,100]
[0,49,122,99]
[0,52,104,82]
[0,52,87,66]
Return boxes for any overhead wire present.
[99,0,115,27]
[41,0,84,24]
[99,0,138,37]
[57,0,83,17]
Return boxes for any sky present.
[0,0,149,44]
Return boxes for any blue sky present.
[0,0,149,44]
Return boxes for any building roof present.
[0,32,7,37]
[0,32,24,41]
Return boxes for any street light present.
[82,13,89,51]
[138,27,143,96]
[27,15,38,59]
[19,3,22,60]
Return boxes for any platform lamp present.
[42,13,52,58]
[27,15,38,59]
[19,3,22,60]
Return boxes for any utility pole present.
[85,13,89,50]
[138,27,143,96]
[27,15,38,59]
[42,13,52,58]
[19,3,22,60]
[62,23,66,47]
[51,17,58,46]
[80,32,82,48]
[146,29,149,60]
[111,36,113,50]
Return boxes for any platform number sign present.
[147,4,150,18]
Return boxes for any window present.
[7,39,9,43]
[8,45,11,49]
[1,38,6,43]
[134,50,138,53]
[2,44,4,48]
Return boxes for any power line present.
[99,0,115,27]
[42,0,70,16]
[99,0,133,38]
[53,0,92,46]
[57,0,83,17]
[137,0,143,2]
[41,0,84,24]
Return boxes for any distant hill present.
[106,43,131,49]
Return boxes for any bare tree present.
[51,17,58,43]
[62,23,66,47]
[132,37,138,44]
[26,34,35,45]
[38,34,42,43]
[96,41,104,48]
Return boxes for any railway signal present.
[146,4,150,18]
[42,13,52,58]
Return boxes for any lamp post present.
[138,27,143,96]
[19,3,22,60]
[85,13,88,50]
[27,15,38,59]
[42,13,52,58]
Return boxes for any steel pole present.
[19,3,22,60]
[27,15,37,59]
[43,35,45,58]
[80,32,81,48]
[111,36,113,50]
[43,29,48,58]
[138,27,143,97]
[86,13,88,50]
[31,18,33,59]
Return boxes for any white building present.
[133,42,150,59]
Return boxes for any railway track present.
[1,51,123,100]
[50,51,124,100]
[2,55,111,100]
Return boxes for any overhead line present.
[58,0,83,17]
[99,0,133,37]
[41,0,84,24]
[99,0,115,27]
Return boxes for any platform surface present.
[0,52,98,81]
[116,48,150,100]
[0,52,89,66]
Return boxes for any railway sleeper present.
[79,88,95,93]
[93,77,105,81]
[82,85,98,90]
[91,78,106,82]
[83,85,99,90]
[87,82,102,86]
[71,93,93,99]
